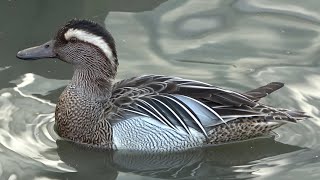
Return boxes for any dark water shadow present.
[40,138,303,180]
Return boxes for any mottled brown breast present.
[55,87,113,148]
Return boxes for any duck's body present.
[17,19,309,152]
[55,74,299,151]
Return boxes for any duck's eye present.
[69,37,77,43]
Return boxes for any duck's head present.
[17,19,118,78]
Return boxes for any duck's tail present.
[244,82,310,122]
[207,82,310,145]
[207,107,309,145]
[244,82,284,101]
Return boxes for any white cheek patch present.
[64,28,114,60]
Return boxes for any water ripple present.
[1,0,320,179]
[234,0,320,24]
[0,73,72,179]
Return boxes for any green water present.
[0,0,320,179]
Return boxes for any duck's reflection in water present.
[42,138,302,180]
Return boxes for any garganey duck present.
[16,19,309,152]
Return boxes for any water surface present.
[0,0,320,179]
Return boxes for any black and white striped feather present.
[105,75,308,138]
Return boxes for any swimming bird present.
[16,19,309,152]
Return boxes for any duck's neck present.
[70,67,113,101]
[55,66,115,148]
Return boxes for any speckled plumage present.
[17,19,309,152]
[207,117,283,144]
[55,85,113,148]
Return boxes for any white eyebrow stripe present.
[64,28,114,60]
